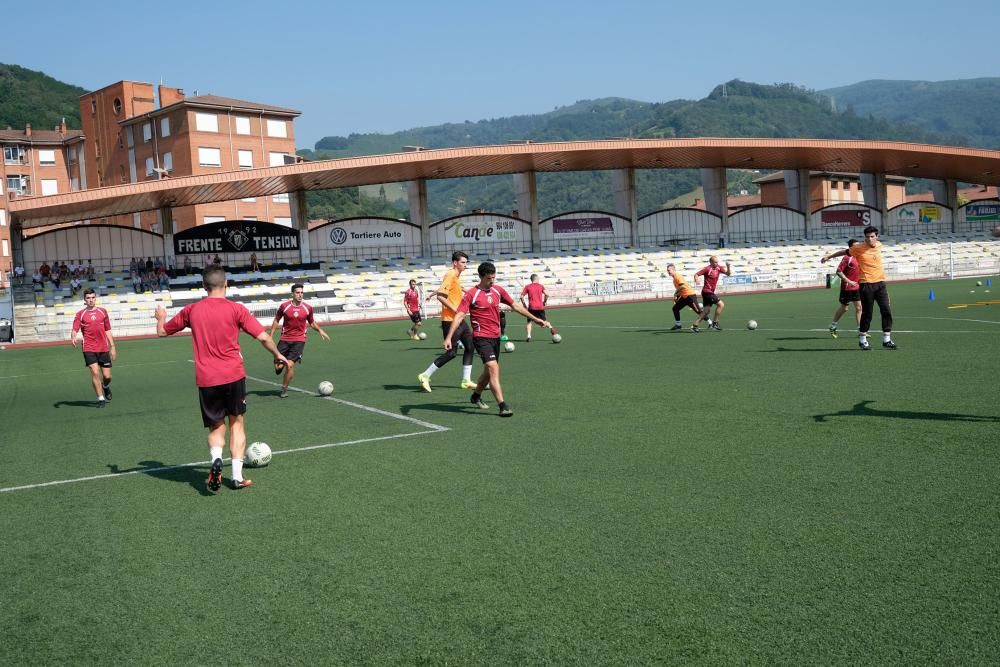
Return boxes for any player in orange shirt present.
[666,264,702,330]
[821,225,897,351]
[417,251,477,392]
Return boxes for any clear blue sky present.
[3,0,997,149]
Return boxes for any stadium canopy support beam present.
[158,206,175,268]
[408,178,430,257]
[931,179,960,232]
[700,167,728,246]
[860,173,888,218]
[783,169,811,237]
[289,190,312,263]
[612,168,638,246]
[514,171,539,251]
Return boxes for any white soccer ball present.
[318,380,334,396]
[551,333,562,343]
[503,341,516,352]
[418,331,427,340]
[746,320,758,330]
[245,442,272,467]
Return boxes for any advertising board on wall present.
[173,221,299,255]
[896,205,943,223]
[552,217,615,238]
[325,223,409,248]
[588,279,652,296]
[965,202,1000,223]
[820,210,873,227]
[443,218,519,243]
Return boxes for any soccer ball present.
[976,281,983,287]
[245,442,272,467]
[552,333,562,343]
[418,331,427,340]
[503,341,516,352]
[746,320,758,330]
[318,380,334,396]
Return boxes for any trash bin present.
[0,318,13,343]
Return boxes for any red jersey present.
[458,285,515,339]
[695,265,726,294]
[275,300,314,342]
[403,288,421,314]
[520,282,546,310]
[836,255,860,286]
[164,297,265,387]
[72,307,111,352]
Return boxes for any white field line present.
[553,324,999,334]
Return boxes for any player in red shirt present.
[519,274,549,342]
[402,279,423,340]
[154,266,288,492]
[269,283,330,398]
[443,262,550,417]
[70,288,116,408]
[828,239,862,338]
[691,255,733,332]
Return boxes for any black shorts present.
[839,289,861,305]
[473,337,501,363]
[442,319,474,347]
[528,308,546,321]
[277,340,306,363]
[198,378,248,428]
[408,311,422,323]
[702,292,721,306]
[675,295,701,312]
[83,351,112,368]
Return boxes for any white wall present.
[539,211,631,250]
[637,209,721,246]
[22,225,165,272]
[428,214,531,255]
[309,217,422,260]
[728,206,806,241]
[885,202,952,235]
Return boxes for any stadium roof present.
[9,138,1000,229]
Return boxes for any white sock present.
[98,395,106,401]
[210,446,223,462]
[231,458,243,481]
[462,365,472,381]
[883,333,892,343]
[859,333,868,344]
[424,363,438,377]
[830,322,837,328]
[674,321,681,326]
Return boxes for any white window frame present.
[274,217,292,227]
[0,209,6,226]
[2,239,8,257]
[266,119,287,138]
[41,179,58,196]
[163,152,173,172]
[238,150,254,169]
[268,151,288,167]
[160,117,170,138]
[195,112,219,133]
[3,145,25,164]
[38,149,56,166]
[142,122,152,143]
[242,216,258,221]
[272,193,289,203]
[204,216,226,224]
[241,197,257,203]
[145,157,155,177]
[198,147,222,167]
[235,116,251,135]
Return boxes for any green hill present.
[820,78,1000,149]
[0,63,86,132]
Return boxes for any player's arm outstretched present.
[510,300,550,330]
[821,249,849,263]
[722,261,733,276]
[255,330,289,366]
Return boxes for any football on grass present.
[418,331,427,340]
[318,381,334,396]
[504,341,516,352]
[747,320,758,330]
[245,442,272,467]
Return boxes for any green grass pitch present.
[1,277,999,664]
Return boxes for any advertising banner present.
[821,209,873,227]
[444,218,519,243]
[325,223,408,248]
[174,221,299,254]
[552,217,615,237]
[918,206,940,222]
[588,279,652,296]
[965,203,1000,222]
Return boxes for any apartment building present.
[0,121,85,275]
[79,81,301,233]
[754,171,908,210]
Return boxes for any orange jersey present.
[848,241,886,283]
[435,268,464,322]
[672,274,696,298]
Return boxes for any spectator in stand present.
[14,264,25,285]
[69,260,80,277]
[130,257,139,274]
[132,272,143,294]
[213,254,222,266]
[39,261,52,282]
[145,257,154,273]
[204,254,213,268]
[86,260,95,279]
[183,255,192,275]
[32,270,44,287]
[250,253,260,272]
[70,276,84,296]
[158,268,171,291]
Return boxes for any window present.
[163,152,173,172]
[160,117,170,138]
[2,239,8,257]
[41,179,58,196]
[242,216,258,221]
[38,149,56,166]
[268,151,287,167]
[204,216,226,224]
[266,119,287,138]
[272,193,289,203]
[91,99,97,114]
[274,217,292,227]
[235,116,251,135]
[119,165,127,183]
[145,157,155,177]
[238,150,254,169]
[113,97,122,115]
[195,112,218,132]
[142,122,152,143]
[0,209,6,226]
[198,147,222,167]
[241,197,257,203]
[3,145,25,164]
[6,175,26,194]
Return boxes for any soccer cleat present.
[499,406,513,417]
[96,399,107,408]
[670,324,682,330]
[691,325,701,333]
[460,380,478,390]
[279,388,288,398]
[103,385,112,400]
[882,340,898,350]
[207,458,223,492]
[859,340,871,351]
[417,373,432,393]
[471,395,489,410]
[710,322,722,331]
[230,478,253,490]
[274,361,285,375]
[830,326,838,339]
[526,337,531,342]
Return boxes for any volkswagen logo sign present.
[330,227,348,245]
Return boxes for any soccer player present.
[269,283,331,398]
[417,251,477,392]
[828,239,862,338]
[443,261,550,417]
[403,279,423,340]
[154,266,289,491]
[821,225,897,351]
[519,274,548,342]
[666,264,702,329]
[690,255,732,332]
[70,288,116,408]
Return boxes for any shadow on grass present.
[53,400,103,409]
[813,400,1000,423]
[766,347,854,353]
[383,384,427,392]
[247,389,283,398]
[399,402,492,417]
[107,460,213,496]
[770,336,827,341]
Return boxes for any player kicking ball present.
[443,262,550,417]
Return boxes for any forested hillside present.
[0,63,86,131]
